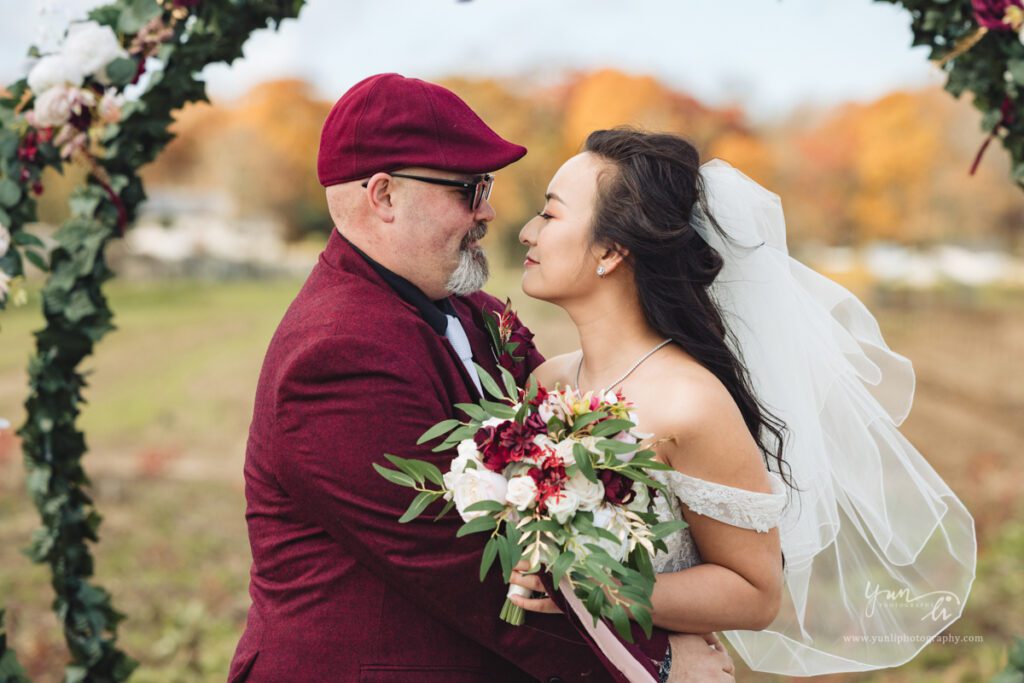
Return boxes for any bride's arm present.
[645,386,783,633]
[510,370,784,632]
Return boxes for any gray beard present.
[446,225,489,296]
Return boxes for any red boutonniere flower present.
[484,298,534,377]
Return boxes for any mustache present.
[461,223,488,249]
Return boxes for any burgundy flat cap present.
[317,73,528,187]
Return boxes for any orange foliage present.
[130,72,1021,251]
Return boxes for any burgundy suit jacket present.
[229,230,668,682]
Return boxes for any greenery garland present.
[0,1,304,680]
[0,0,1021,682]
[876,0,1024,188]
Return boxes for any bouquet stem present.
[501,583,532,625]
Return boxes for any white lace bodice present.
[649,468,788,573]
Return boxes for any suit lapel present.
[451,297,502,400]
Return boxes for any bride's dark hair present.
[584,127,794,489]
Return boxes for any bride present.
[506,128,976,681]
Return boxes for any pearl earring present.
[596,265,607,277]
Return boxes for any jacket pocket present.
[359,665,487,683]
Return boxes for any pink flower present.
[32,85,74,127]
[97,90,124,124]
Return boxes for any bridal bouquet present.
[374,364,686,641]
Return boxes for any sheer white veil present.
[691,159,977,675]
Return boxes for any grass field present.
[0,269,1022,682]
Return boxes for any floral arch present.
[0,0,1020,680]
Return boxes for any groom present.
[229,73,735,682]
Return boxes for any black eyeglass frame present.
[361,172,494,212]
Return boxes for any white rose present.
[456,438,479,464]
[591,504,632,562]
[545,490,580,524]
[626,481,650,513]
[537,401,554,423]
[32,85,74,127]
[565,469,605,511]
[505,475,538,511]
[62,21,128,81]
[0,224,10,256]
[603,390,619,405]
[532,434,555,450]
[451,468,508,522]
[27,54,83,92]
[443,441,483,500]
[554,438,577,463]
[611,430,638,445]
[481,417,506,429]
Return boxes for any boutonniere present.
[484,298,534,377]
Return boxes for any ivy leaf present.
[105,58,139,88]
[117,0,163,34]
[1009,60,1024,88]
[0,179,21,208]
[12,231,44,248]
[23,249,49,272]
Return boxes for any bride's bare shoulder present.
[639,355,769,488]
[531,350,582,390]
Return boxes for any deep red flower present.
[130,56,147,85]
[530,452,568,513]
[474,424,512,472]
[523,412,546,437]
[32,181,44,196]
[498,420,541,463]
[599,469,635,506]
[972,0,1023,29]
[527,384,548,408]
[69,107,92,131]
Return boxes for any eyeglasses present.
[362,172,494,212]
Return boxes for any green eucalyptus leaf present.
[480,537,498,582]
[105,57,139,87]
[456,515,498,538]
[399,491,437,523]
[0,179,21,208]
[474,362,507,401]
[372,463,416,488]
[573,443,598,483]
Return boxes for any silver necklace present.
[575,338,673,394]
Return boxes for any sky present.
[0,0,946,124]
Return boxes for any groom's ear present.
[365,173,396,223]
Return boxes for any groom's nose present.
[473,197,496,223]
